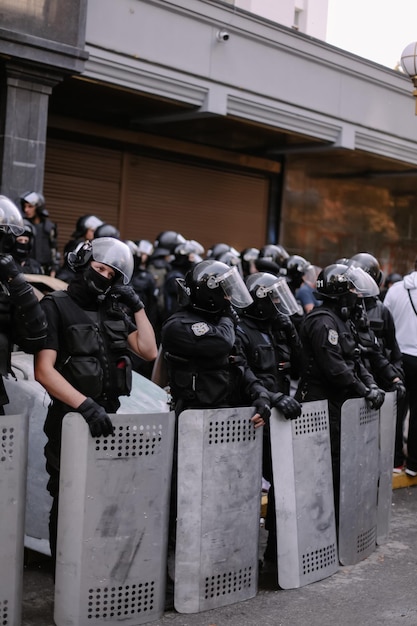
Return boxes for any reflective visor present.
[208,265,253,309]
[345,265,380,297]
[256,276,300,315]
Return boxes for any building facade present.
[0,0,416,274]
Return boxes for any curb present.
[393,471,417,489]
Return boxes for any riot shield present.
[54,410,175,626]
[377,391,396,544]
[271,400,338,589]
[174,407,262,613]
[0,412,28,626]
[339,397,379,565]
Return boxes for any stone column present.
[0,62,63,203]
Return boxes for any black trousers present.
[402,353,417,471]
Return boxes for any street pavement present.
[23,485,417,626]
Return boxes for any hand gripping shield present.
[0,412,28,626]
[174,407,263,613]
[54,410,175,626]
[270,400,338,589]
[339,397,379,565]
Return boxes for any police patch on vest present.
[328,329,338,345]
[191,322,210,336]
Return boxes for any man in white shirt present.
[384,262,417,476]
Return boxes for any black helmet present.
[348,252,383,286]
[217,249,242,274]
[154,230,186,255]
[94,223,120,239]
[73,214,103,238]
[206,242,240,260]
[384,272,402,287]
[240,247,260,276]
[68,237,134,284]
[245,272,300,319]
[283,255,312,288]
[173,239,204,267]
[179,260,252,313]
[316,264,379,299]
[258,244,289,267]
[20,191,48,218]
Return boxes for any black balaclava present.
[67,265,114,310]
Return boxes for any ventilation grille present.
[294,409,328,437]
[204,567,253,599]
[87,581,155,620]
[1,426,14,463]
[359,406,379,426]
[208,418,256,445]
[0,598,9,625]
[94,423,163,458]
[357,526,376,553]
[302,543,337,575]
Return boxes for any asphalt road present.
[23,486,417,626]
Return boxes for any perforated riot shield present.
[271,400,338,589]
[54,410,175,626]
[339,397,379,565]
[175,407,262,614]
[0,412,28,626]
[377,391,396,545]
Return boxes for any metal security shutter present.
[122,154,269,251]
[43,139,123,254]
[44,139,270,257]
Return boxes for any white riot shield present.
[0,412,28,626]
[339,397,379,565]
[175,407,262,614]
[377,391,396,545]
[54,410,175,626]
[5,352,171,557]
[271,401,338,589]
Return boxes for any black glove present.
[252,394,271,421]
[271,311,294,334]
[111,284,144,313]
[0,253,21,283]
[270,392,302,420]
[365,387,385,410]
[391,380,406,401]
[77,397,115,437]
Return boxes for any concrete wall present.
[83,0,417,165]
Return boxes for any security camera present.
[216,29,230,42]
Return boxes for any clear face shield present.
[91,238,134,284]
[0,197,25,236]
[345,265,380,297]
[207,266,253,309]
[303,264,321,287]
[255,275,301,316]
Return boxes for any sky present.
[326,0,417,70]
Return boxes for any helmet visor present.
[256,276,301,315]
[209,266,253,309]
[345,265,379,297]
[91,238,134,284]
[0,197,24,236]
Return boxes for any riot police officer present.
[237,272,302,572]
[20,191,59,276]
[0,195,47,412]
[348,252,406,469]
[295,263,386,521]
[34,237,158,567]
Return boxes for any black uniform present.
[295,305,379,519]
[162,308,269,412]
[40,281,136,561]
[237,312,302,564]
[29,217,59,275]
[0,257,47,411]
